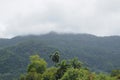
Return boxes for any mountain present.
[0,32,120,80]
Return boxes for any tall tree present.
[50,51,60,64]
[27,55,47,74]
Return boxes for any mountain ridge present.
[0,32,120,80]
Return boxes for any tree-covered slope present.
[0,32,120,80]
[20,55,118,80]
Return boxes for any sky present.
[0,0,120,38]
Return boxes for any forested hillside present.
[19,54,119,80]
[0,32,120,80]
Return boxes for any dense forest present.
[0,32,120,80]
[19,52,119,80]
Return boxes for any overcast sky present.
[0,0,120,38]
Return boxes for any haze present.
[0,0,120,38]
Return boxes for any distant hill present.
[0,32,120,80]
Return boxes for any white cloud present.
[0,23,7,38]
[0,0,120,38]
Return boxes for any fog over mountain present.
[0,0,120,38]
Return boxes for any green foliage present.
[50,51,60,64]
[69,58,82,69]
[55,60,70,79]
[20,74,26,80]
[25,72,42,80]
[62,69,116,80]
[27,55,47,74]
[42,67,57,80]
[20,55,45,80]
[20,54,117,80]
[94,73,116,80]
[111,69,120,79]
[55,58,83,79]
[61,68,89,80]
[20,55,119,80]
[111,69,120,77]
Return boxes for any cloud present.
[0,0,120,38]
[97,0,120,13]
[0,23,7,38]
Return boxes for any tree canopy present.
[20,53,118,80]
